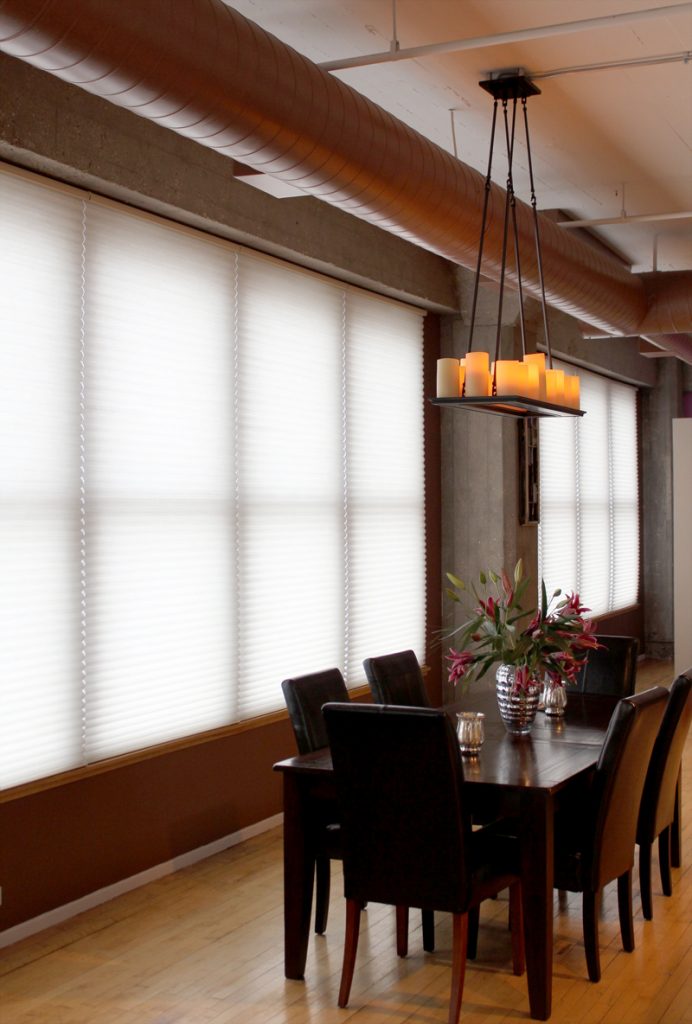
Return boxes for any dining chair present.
[363,649,431,707]
[576,634,638,696]
[362,648,437,951]
[281,668,350,935]
[322,702,525,1023]
[552,686,668,982]
[636,669,692,919]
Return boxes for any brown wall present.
[0,719,292,930]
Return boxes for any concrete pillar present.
[641,359,684,659]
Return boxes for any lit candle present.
[524,362,540,400]
[545,368,565,405]
[465,351,490,396]
[495,360,519,395]
[564,374,580,409]
[524,353,546,400]
[436,358,460,397]
[515,361,529,397]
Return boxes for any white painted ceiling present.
[226,0,692,273]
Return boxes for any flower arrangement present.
[444,559,600,694]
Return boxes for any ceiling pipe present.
[318,3,692,72]
[0,0,690,354]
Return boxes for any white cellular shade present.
[235,255,345,718]
[578,372,610,615]
[0,168,426,789]
[0,175,84,787]
[345,293,425,679]
[84,205,237,759]
[539,362,639,618]
[537,416,577,602]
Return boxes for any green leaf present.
[541,579,548,618]
[446,572,465,589]
[489,570,499,584]
[479,570,487,585]
[445,587,460,603]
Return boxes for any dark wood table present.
[273,690,619,1021]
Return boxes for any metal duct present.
[0,0,690,347]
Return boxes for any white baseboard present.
[0,811,283,950]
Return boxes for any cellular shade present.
[539,361,639,618]
[0,167,426,788]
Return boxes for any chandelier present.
[433,73,584,418]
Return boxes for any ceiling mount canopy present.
[433,73,584,418]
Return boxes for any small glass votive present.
[456,711,485,756]
[542,682,568,717]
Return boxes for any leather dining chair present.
[363,648,436,951]
[281,668,349,935]
[637,669,692,919]
[576,634,638,696]
[363,649,431,707]
[552,686,668,982]
[322,702,525,1023]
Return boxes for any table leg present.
[520,790,554,1021]
[282,773,316,980]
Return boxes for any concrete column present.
[641,359,684,659]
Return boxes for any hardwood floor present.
[1,661,690,1023]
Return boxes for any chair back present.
[323,702,472,914]
[281,668,349,754]
[637,670,692,843]
[590,686,668,890]
[363,649,431,707]
[577,635,638,696]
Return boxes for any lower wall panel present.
[0,718,294,932]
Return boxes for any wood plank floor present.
[1,661,690,1023]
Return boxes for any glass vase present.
[495,664,542,734]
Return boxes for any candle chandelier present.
[434,73,584,418]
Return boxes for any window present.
[0,167,425,789]
[538,362,639,618]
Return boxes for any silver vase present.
[542,681,568,717]
[495,664,542,735]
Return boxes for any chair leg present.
[449,912,468,1024]
[639,841,653,920]
[509,882,525,976]
[314,855,330,934]
[422,909,435,952]
[338,898,361,1008]
[617,870,634,952]
[659,827,673,897]
[396,905,409,957]
[582,889,602,982]
[466,905,479,960]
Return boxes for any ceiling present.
[226,0,692,274]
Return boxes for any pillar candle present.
[564,374,580,409]
[495,360,519,395]
[545,368,565,405]
[524,353,546,400]
[515,361,529,397]
[459,358,466,395]
[524,362,540,400]
[436,358,460,397]
[465,351,490,396]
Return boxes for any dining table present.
[273,688,620,1021]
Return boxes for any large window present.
[0,167,426,789]
[538,362,639,618]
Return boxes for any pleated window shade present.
[538,361,639,618]
[0,168,425,788]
